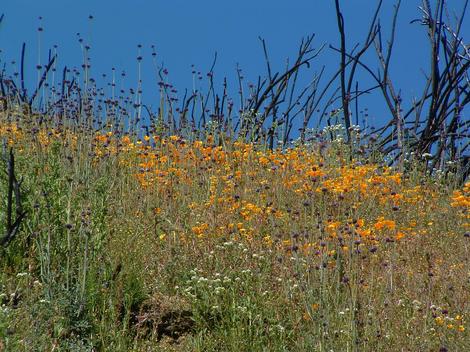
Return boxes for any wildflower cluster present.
[0,115,468,351]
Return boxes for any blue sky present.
[1,0,468,131]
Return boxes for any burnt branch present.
[1,148,27,248]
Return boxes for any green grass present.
[0,114,469,351]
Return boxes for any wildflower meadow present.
[0,1,469,351]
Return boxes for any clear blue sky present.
[1,0,468,131]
